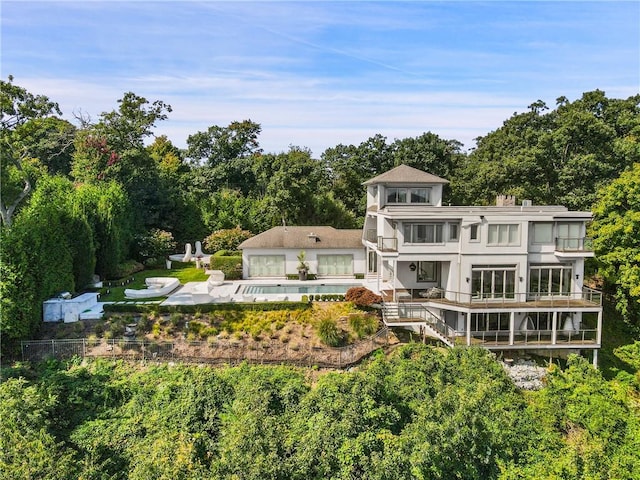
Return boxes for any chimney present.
[496,195,516,206]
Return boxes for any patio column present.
[392,258,397,302]
[592,349,599,369]
[466,312,471,346]
[596,310,603,346]
[509,312,515,345]
[551,312,558,345]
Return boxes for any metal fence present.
[21,328,390,369]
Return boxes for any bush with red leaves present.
[345,287,383,307]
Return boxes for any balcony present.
[381,287,603,308]
[377,236,397,252]
[555,237,594,257]
[364,228,378,243]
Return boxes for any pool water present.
[241,284,361,295]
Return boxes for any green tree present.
[71,92,173,230]
[0,177,81,354]
[72,181,133,279]
[186,119,262,194]
[0,76,64,226]
[0,378,77,479]
[590,163,640,327]
[460,92,640,209]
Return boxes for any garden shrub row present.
[305,294,345,302]
[209,254,242,280]
[104,301,311,315]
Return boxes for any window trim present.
[317,254,354,276]
[471,265,517,300]
[386,186,432,205]
[487,224,520,246]
[417,261,439,283]
[403,222,444,244]
[470,224,480,242]
[532,222,553,244]
[449,223,460,241]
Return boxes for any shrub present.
[209,254,243,280]
[349,314,379,339]
[113,260,144,280]
[137,315,152,333]
[170,312,182,327]
[134,228,177,262]
[316,317,343,347]
[204,227,253,252]
[345,287,383,307]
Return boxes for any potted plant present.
[297,250,309,281]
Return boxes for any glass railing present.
[555,237,594,252]
[377,236,397,252]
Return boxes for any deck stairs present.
[382,303,455,347]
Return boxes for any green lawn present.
[98,262,208,302]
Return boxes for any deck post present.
[466,312,471,346]
[596,310,603,346]
[551,312,558,345]
[509,312,515,345]
[592,349,599,368]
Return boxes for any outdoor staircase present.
[381,303,455,348]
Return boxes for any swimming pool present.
[240,284,361,295]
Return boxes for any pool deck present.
[161,277,369,305]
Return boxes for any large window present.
[488,224,520,246]
[386,187,431,204]
[557,222,581,249]
[470,224,479,242]
[520,312,552,331]
[529,264,572,297]
[317,255,353,276]
[249,255,285,277]
[449,223,460,241]
[367,251,378,274]
[471,265,516,300]
[417,261,439,282]
[532,222,553,243]
[471,313,510,331]
[404,223,444,244]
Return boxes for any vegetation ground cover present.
[1,344,638,479]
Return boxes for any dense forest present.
[1,344,639,479]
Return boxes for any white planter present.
[166,260,172,269]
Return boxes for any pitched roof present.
[239,226,363,250]
[363,164,449,185]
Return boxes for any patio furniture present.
[207,270,225,286]
[124,277,180,299]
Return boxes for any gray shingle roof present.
[363,164,449,185]
[239,226,363,249]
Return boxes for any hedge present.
[104,301,311,315]
[209,254,242,280]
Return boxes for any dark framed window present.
[417,261,439,282]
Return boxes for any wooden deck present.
[381,289,601,310]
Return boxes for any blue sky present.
[2,1,639,155]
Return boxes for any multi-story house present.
[362,165,603,365]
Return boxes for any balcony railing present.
[364,228,378,243]
[467,329,598,346]
[382,287,603,307]
[377,236,397,252]
[555,237,593,252]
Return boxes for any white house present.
[239,226,365,279]
[362,165,603,365]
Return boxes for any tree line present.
[1,344,639,479]
[1,76,639,354]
